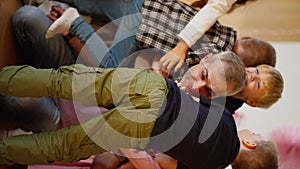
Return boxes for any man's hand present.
[159,39,189,74]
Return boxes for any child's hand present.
[48,6,63,22]
[48,6,69,36]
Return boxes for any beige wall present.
[218,0,300,140]
[237,42,300,136]
[219,0,300,42]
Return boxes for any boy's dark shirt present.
[213,96,244,114]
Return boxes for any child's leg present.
[0,96,60,133]
[12,5,76,68]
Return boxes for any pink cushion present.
[54,98,108,128]
[28,156,95,169]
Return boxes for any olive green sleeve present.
[0,64,159,107]
[0,65,73,99]
[0,65,168,165]
[0,123,105,165]
[0,64,115,105]
[0,66,52,97]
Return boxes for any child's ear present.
[245,98,257,107]
[242,140,257,149]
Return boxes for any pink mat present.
[27,99,161,169]
[28,156,94,169]
[28,98,106,169]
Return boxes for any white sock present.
[45,7,79,39]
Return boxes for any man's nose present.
[195,80,208,97]
[196,80,206,89]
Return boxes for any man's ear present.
[245,98,257,107]
[242,140,257,149]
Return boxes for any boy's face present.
[242,67,270,105]
[238,129,266,142]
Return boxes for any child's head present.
[240,64,284,108]
[233,37,276,67]
[232,129,279,169]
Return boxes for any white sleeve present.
[178,0,237,47]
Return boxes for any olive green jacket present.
[0,64,168,165]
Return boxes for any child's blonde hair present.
[255,64,284,108]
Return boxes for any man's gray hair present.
[208,51,246,96]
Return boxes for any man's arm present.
[0,122,103,165]
[0,65,73,99]
[0,64,116,106]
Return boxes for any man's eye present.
[206,87,213,97]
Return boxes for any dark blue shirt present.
[148,79,240,169]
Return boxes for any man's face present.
[241,67,269,104]
[180,58,235,98]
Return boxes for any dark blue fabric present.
[149,79,240,169]
[213,97,244,114]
